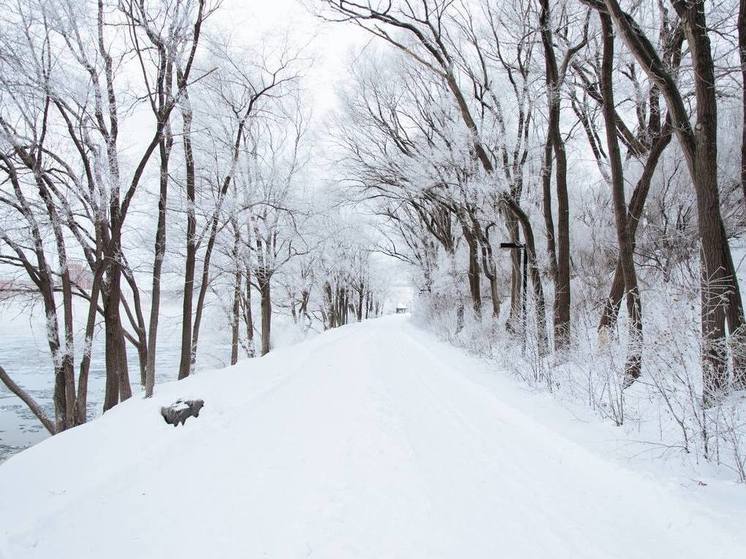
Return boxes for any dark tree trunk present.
[146,124,173,394]
[540,0,571,350]
[472,217,501,319]
[541,135,558,284]
[462,223,482,318]
[102,258,131,410]
[259,271,272,356]
[479,238,501,318]
[177,95,197,382]
[76,263,104,425]
[678,0,744,400]
[189,233,215,376]
[357,282,365,321]
[299,288,311,327]
[597,0,745,402]
[599,12,642,385]
[242,260,255,357]
[738,0,746,212]
[324,281,335,329]
[120,265,148,389]
[737,0,746,390]
[231,223,242,366]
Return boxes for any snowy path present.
[1,315,744,558]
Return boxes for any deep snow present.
[1,315,745,558]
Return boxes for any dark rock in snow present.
[161,399,204,427]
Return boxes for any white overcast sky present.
[214,1,414,301]
[217,0,367,116]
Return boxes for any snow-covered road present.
[1,315,744,558]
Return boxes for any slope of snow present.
[1,315,745,558]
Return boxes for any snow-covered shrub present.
[413,275,746,482]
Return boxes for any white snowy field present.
[1,315,745,558]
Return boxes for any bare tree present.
[580,0,745,401]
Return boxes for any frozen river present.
[0,301,232,462]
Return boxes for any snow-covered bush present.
[414,276,746,482]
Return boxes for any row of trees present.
[0,0,387,436]
[320,0,746,405]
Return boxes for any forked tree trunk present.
[595,0,745,402]
[598,125,672,333]
[474,219,501,319]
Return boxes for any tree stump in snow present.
[161,399,204,427]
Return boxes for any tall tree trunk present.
[36,167,76,430]
[230,222,241,366]
[680,0,744,401]
[189,232,215,375]
[488,275,501,318]
[102,258,131,410]
[357,282,365,321]
[599,12,642,385]
[259,271,272,356]
[541,135,559,284]
[506,217,522,328]
[540,0,571,350]
[472,217,501,319]
[597,0,745,401]
[177,94,197,382]
[461,222,482,318]
[243,261,255,357]
[76,262,104,425]
[736,0,746,390]
[738,0,746,212]
[145,124,173,394]
[324,281,335,329]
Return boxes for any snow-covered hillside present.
[1,315,745,558]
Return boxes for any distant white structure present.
[386,281,414,314]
